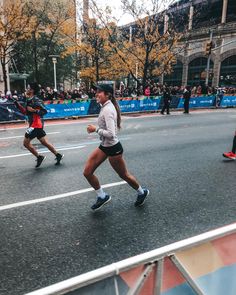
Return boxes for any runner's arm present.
[31,100,48,116]
[14,101,27,115]
[97,111,116,139]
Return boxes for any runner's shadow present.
[30,164,66,177]
[222,160,235,163]
[89,211,111,221]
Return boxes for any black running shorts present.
[25,128,46,140]
[99,142,123,157]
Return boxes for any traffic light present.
[205,41,213,56]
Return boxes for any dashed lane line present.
[0,181,126,211]
[0,132,60,140]
[0,145,86,159]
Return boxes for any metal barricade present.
[25,223,236,295]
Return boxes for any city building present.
[162,0,236,87]
[84,0,236,88]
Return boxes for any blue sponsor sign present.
[220,96,236,107]
[118,100,140,113]
[139,97,161,111]
[178,96,215,109]
[159,95,181,110]
[45,102,91,119]
[118,97,160,113]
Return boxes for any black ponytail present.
[108,93,121,129]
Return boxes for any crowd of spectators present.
[0,81,236,104]
[0,84,95,103]
[119,80,236,98]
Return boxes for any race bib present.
[26,127,34,134]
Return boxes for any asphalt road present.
[0,109,235,295]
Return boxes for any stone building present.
[0,0,4,93]
[162,0,236,87]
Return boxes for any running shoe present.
[55,153,64,165]
[35,155,46,168]
[223,152,236,160]
[91,195,111,211]
[135,189,150,207]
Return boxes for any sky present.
[79,0,178,26]
[95,0,141,25]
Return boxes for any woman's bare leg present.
[108,154,139,190]
[109,154,149,206]
[83,148,107,190]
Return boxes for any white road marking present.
[0,119,97,131]
[0,145,86,159]
[0,137,131,159]
[0,132,60,140]
[0,181,126,211]
[134,124,141,129]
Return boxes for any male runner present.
[223,131,236,160]
[13,82,64,167]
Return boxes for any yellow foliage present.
[75,13,181,84]
[0,0,34,57]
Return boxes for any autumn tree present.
[89,0,185,91]
[8,0,77,90]
[77,19,128,83]
[0,0,33,92]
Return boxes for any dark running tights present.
[232,135,236,154]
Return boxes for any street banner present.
[119,97,161,113]
[44,102,91,119]
[3,95,235,123]
[220,96,236,107]
[178,96,215,109]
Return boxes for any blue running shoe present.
[135,189,149,207]
[91,195,111,211]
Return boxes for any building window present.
[164,60,183,86]
[227,0,236,22]
[188,57,213,86]
[220,55,236,86]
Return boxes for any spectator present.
[216,87,225,107]
[197,85,202,96]
[183,86,191,114]
[161,87,171,115]
[72,89,80,100]
[144,86,151,97]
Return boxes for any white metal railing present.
[25,223,236,295]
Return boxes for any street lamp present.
[135,62,138,89]
[205,30,213,86]
[22,73,29,91]
[49,55,60,91]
